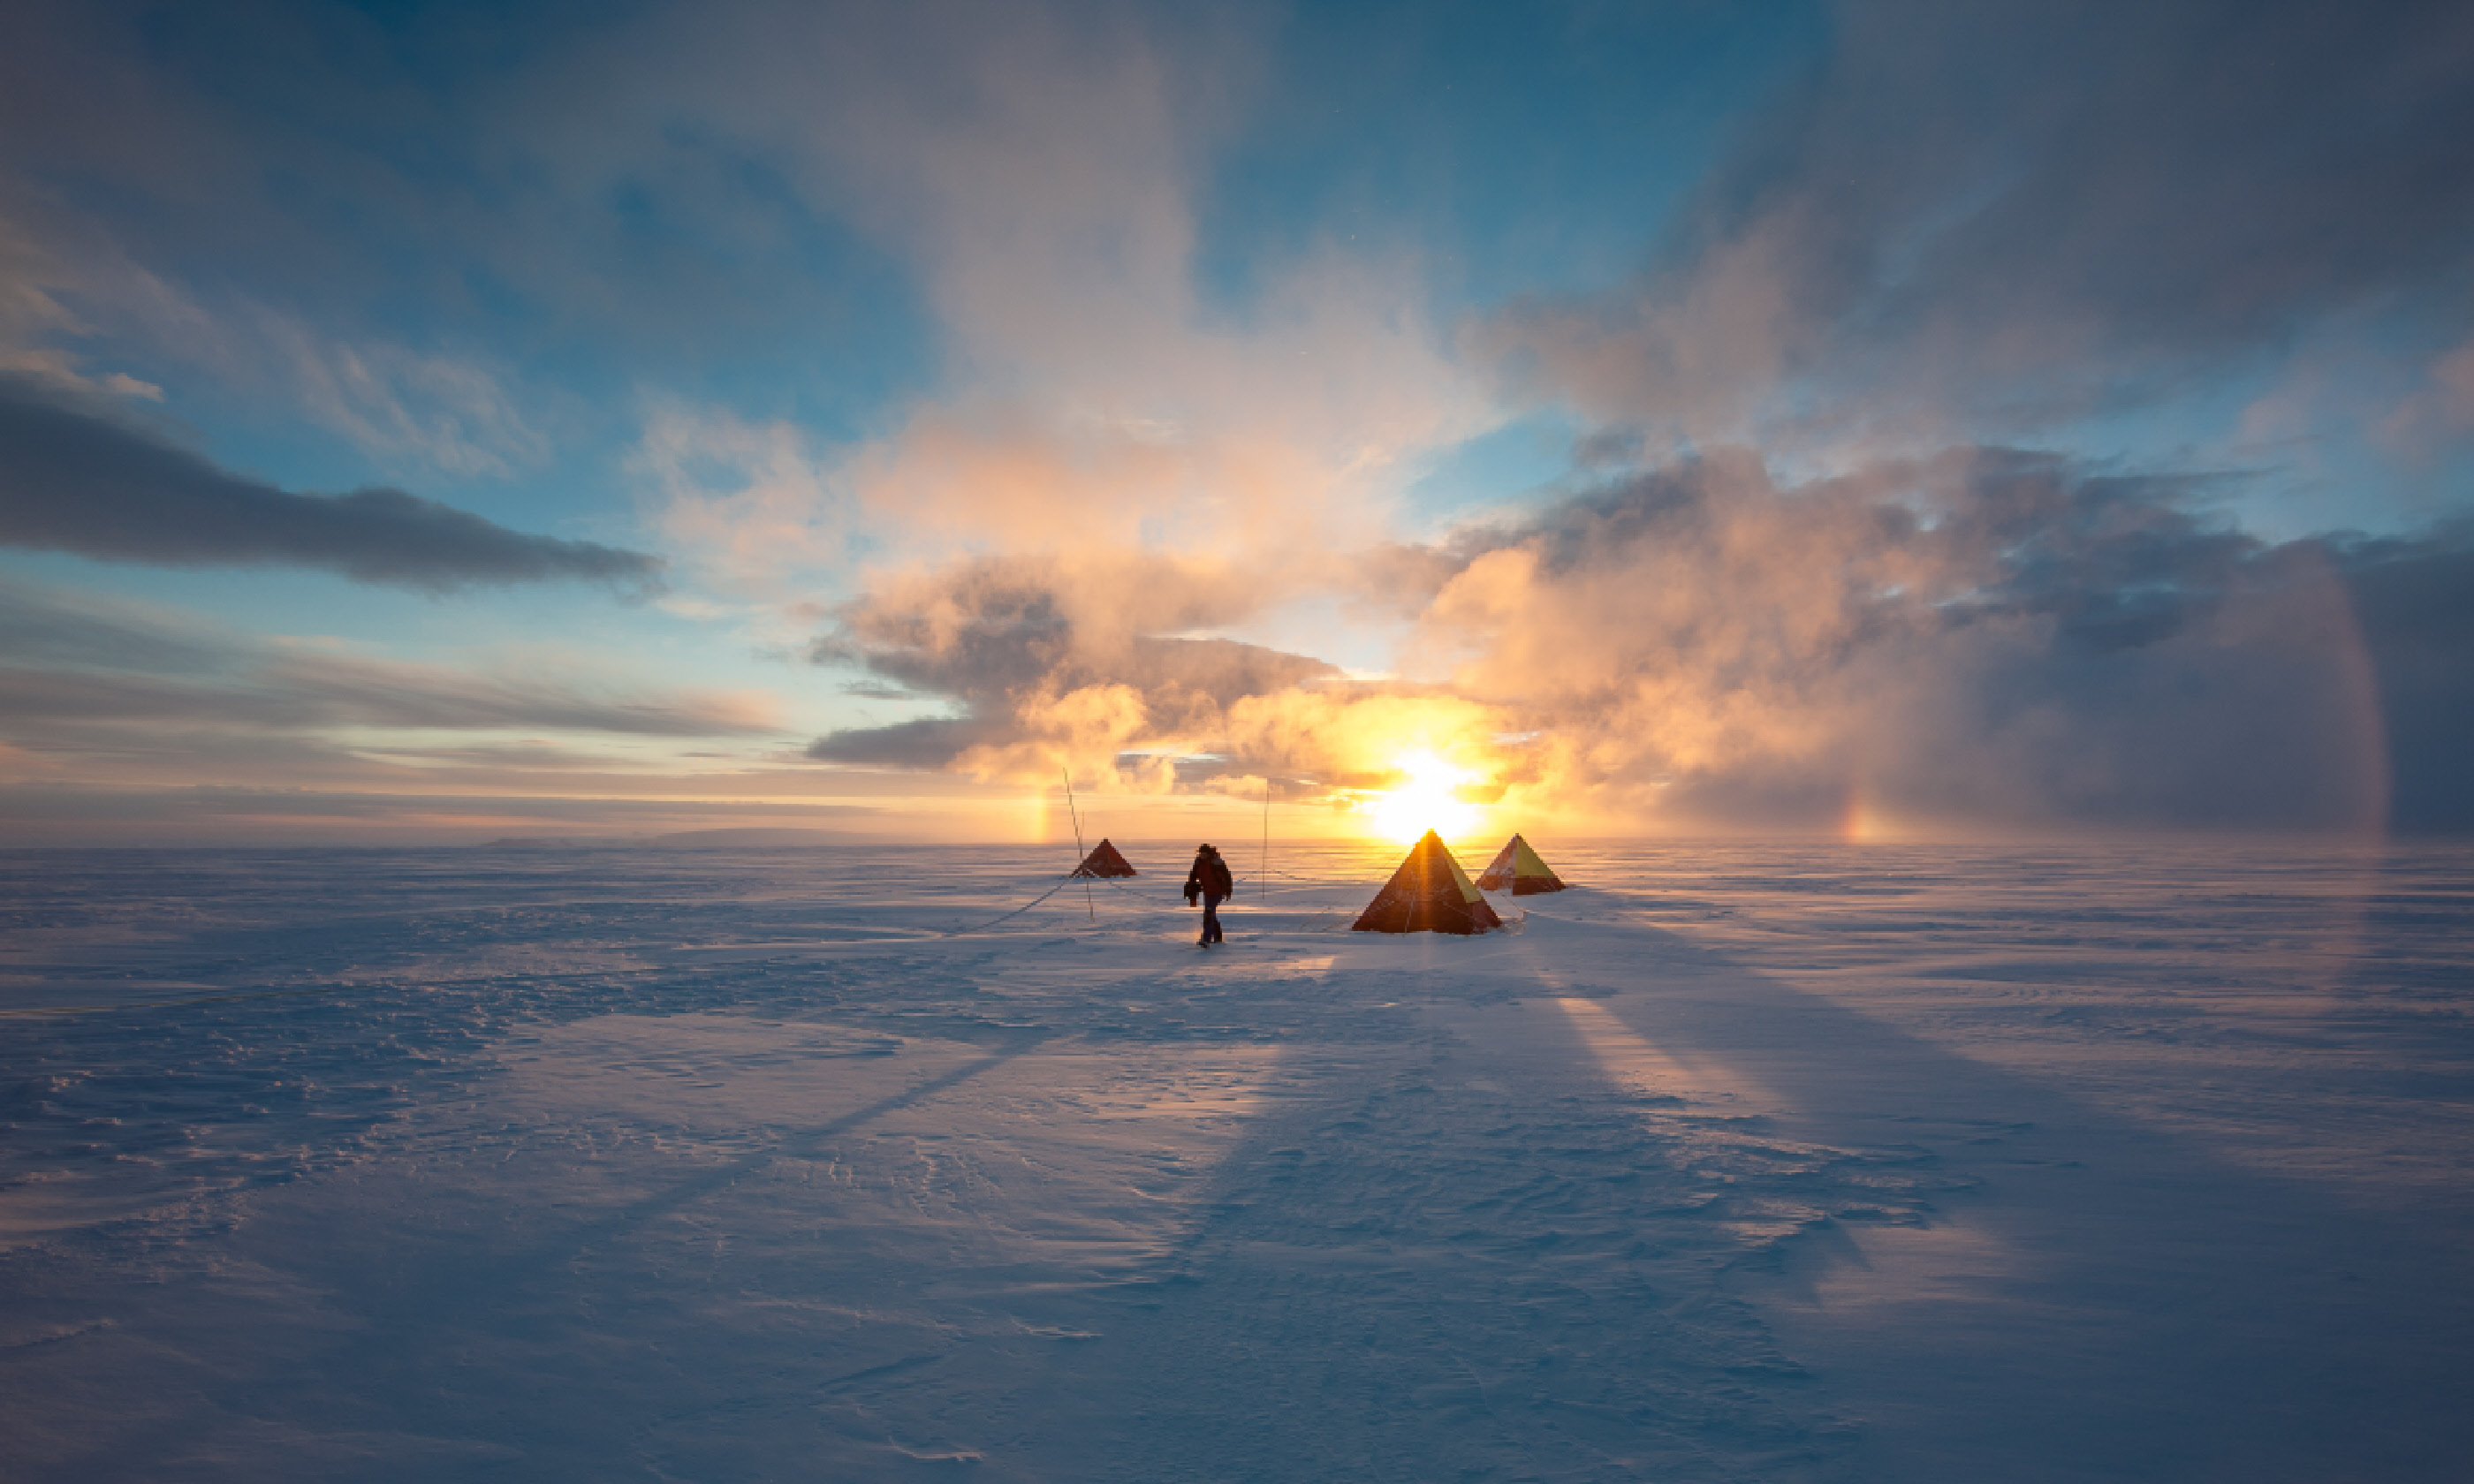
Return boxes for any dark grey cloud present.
[0,375,663,592]
[808,716,993,768]
[884,632,1339,716]
[1491,0,2474,432]
[805,556,1339,768]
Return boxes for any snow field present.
[2,841,2469,1480]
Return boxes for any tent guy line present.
[0,981,391,1018]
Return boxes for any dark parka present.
[1184,849,1234,902]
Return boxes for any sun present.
[1367,751,1480,843]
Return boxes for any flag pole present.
[1260,777,1271,903]
[1063,768,1093,922]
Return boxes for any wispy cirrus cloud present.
[604,1,1484,601]
[0,580,776,747]
[247,310,553,480]
[0,204,559,481]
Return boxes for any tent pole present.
[1063,768,1093,922]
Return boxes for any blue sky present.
[3,0,2469,843]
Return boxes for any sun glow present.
[1367,751,1481,843]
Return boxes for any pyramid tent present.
[1071,838,1139,879]
[1475,834,1567,895]
[1351,831,1504,935]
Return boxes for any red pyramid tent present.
[1071,838,1138,879]
[1351,831,1504,935]
[1475,834,1567,895]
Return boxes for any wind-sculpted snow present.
[1,842,2470,1480]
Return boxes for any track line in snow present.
[546,1030,1053,1261]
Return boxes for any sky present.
[2,0,2470,847]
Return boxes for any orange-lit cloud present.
[796,442,2405,841]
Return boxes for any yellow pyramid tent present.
[1351,831,1504,935]
[1475,834,1567,895]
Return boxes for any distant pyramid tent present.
[1476,834,1567,895]
[1351,831,1504,935]
[1071,838,1138,879]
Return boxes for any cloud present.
[641,403,846,595]
[806,549,1340,777]
[0,662,778,741]
[0,580,779,747]
[0,784,879,847]
[8,0,2465,841]
[604,2,1485,592]
[0,375,662,592]
[0,655,778,739]
[808,716,992,769]
[247,312,553,478]
[2,191,558,480]
[0,578,224,673]
[663,1,2469,837]
[1377,448,2419,833]
[0,578,823,847]
[254,650,781,735]
[0,0,574,481]
[2376,335,2474,465]
[1484,0,2474,450]
[801,447,2474,836]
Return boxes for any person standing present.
[1184,843,1233,945]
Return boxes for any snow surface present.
[3,840,2470,1481]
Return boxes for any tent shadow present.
[1043,950,1876,1482]
[1536,913,2474,1484]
